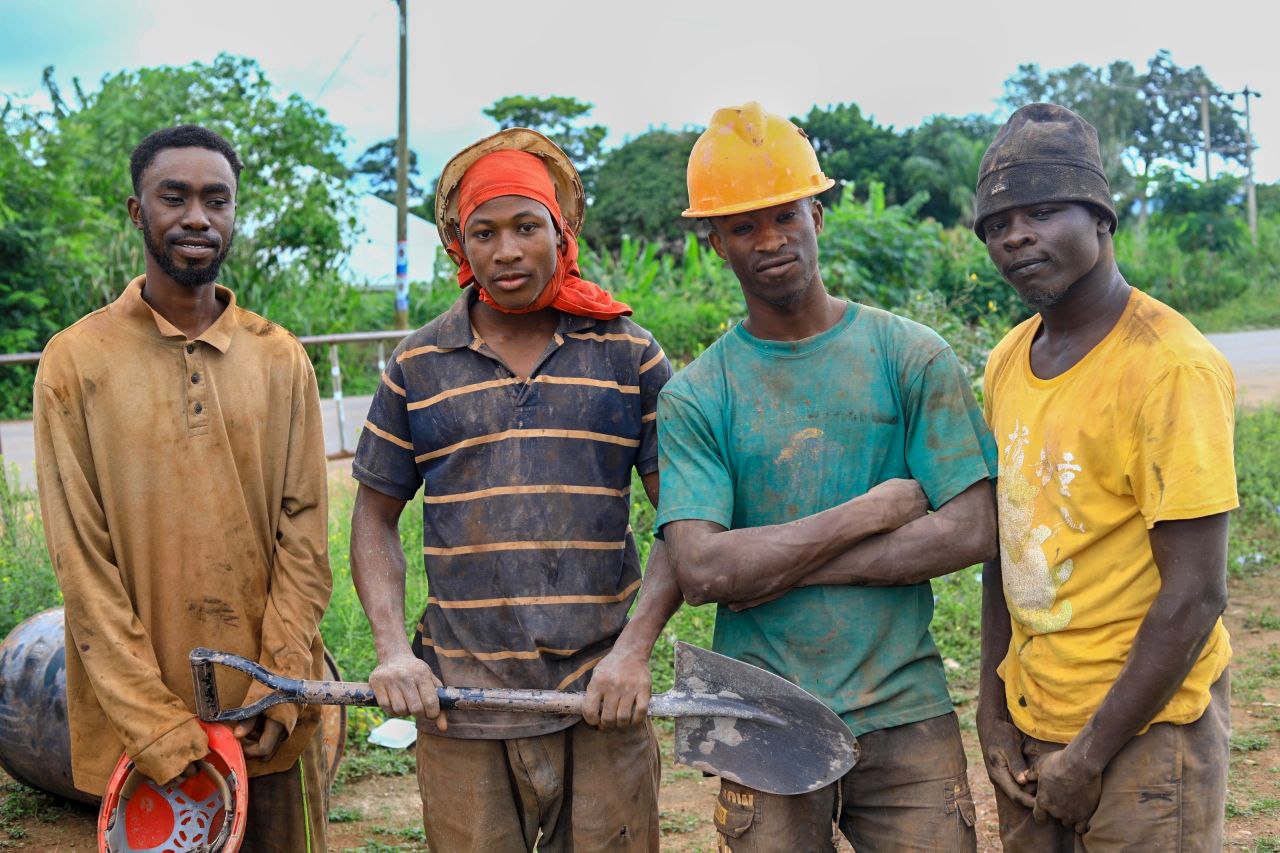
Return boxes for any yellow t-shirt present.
[983,288,1237,743]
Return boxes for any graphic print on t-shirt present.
[997,419,1084,634]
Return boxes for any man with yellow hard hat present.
[657,103,998,850]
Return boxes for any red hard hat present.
[98,721,248,853]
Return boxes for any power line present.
[315,8,381,99]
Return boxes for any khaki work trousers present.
[241,727,330,852]
[415,720,661,852]
[713,712,977,852]
[994,672,1230,852]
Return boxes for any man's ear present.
[127,196,143,229]
[706,223,728,261]
[810,198,824,236]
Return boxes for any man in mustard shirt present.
[974,103,1237,850]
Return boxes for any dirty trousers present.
[713,712,976,852]
[993,672,1230,852]
[241,727,329,852]
[415,719,660,852]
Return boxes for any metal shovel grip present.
[190,648,583,723]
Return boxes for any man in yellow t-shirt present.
[973,103,1237,851]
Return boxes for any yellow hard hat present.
[683,102,835,218]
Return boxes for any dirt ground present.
[2,568,1277,852]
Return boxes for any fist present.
[369,654,448,732]
[866,478,929,530]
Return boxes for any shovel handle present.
[190,648,583,722]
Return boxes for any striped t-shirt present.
[353,288,672,739]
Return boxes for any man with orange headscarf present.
[349,129,680,851]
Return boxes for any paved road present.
[3,328,1278,489]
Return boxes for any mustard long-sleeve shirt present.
[34,276,332,794]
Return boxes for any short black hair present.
[130,125,243,194]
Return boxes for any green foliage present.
[584,129,701,250]
[355,138,423,200]
[902,115,997,227]
[0,465,59,639]
[796,103,911,206]
[1228,407,1280,577]
[483,95,607,193]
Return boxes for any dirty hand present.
[1027,745,1101,834]
[976,709,1036,809]
[369,652,447,732]
[232,716,286,760]
[158,761,200,789]
[582,646,652,729]
[864,478,929,531]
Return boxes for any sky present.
[1,0,1276,184]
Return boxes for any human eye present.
[731,223,752,236]
[1032,207,1056,219]
[518,221,539,234]
[777,211,797,223]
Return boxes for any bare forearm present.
[613,540,683,656]
[978,557,1014,719]
[668,491,899,605]
[1066,514,1230,774]
[1067,585,1222,773]
[801,481,996,587]
[350,489,414,663]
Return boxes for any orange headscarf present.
[445,149,631,320]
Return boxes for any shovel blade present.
[667,642,858,796]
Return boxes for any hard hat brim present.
[682,179,835,219]
[435,128,585,247]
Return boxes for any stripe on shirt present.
[381,372,407,397]
[639,349,666,374]
[363,420,413,450]
[421,637,581,661]
[533,375,639,394]
[566,331,650,346]
[424,483,628,504]
[423,539,626,556]
[427,577,642,609]
[396,344,449,363]
[641,411,656,423]
[556,654,608,690]
[408,377,519,411]
[415,428,640,463]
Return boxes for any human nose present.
[493,230,523,264]
[754,223,787,254]
[1001,216,1035,251]
[181,202,212,231]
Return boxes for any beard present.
[141,211,234,287]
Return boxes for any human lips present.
[170,235,218,260]
[1006,256,1050,277]
[490,270,533,291]
[755,255,798,276]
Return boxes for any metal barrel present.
[0,608,89,803]
[0,608,347,803]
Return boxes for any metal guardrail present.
[1,330,411,458]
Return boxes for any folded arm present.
[664,477,928,606]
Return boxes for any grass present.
[1188,283,1280,334]
[1232,733,1272,753]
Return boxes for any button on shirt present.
[33,276,331,794]
[354,288,672,739]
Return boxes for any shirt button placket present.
[184,342,208,431]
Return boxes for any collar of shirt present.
[115,275,240,353]
[436,286,597,350]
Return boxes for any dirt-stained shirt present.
[983,288,1236,743]
[34,276,332,794]
[353,288,671,739]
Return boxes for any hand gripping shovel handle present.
[190,648,584,722]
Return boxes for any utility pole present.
[393,0,410,329]
[1200,84,1212,183]
[1241,85,1262,245]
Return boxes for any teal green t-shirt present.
[656,302,997,736]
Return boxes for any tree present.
[355,138,422,200]
[1003,51,1247,228]
[482,95,607,194]
[793,104,911,205]
[902,115,998,226]
[585,129,700,249]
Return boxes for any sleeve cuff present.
[352,462,420,501]
[263,701,300,735]
[131,717,209,786]
[655,504,733,531]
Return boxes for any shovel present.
[190,641,857,795]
